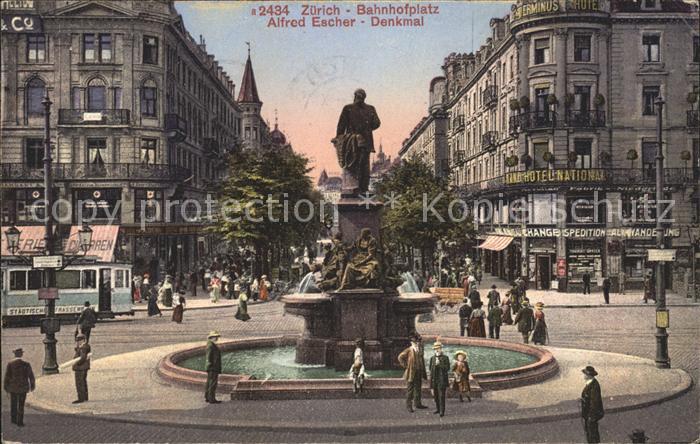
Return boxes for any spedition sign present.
[490,227,681,238]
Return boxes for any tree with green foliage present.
[210,148,321,276]
[374,157,475,272]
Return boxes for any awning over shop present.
[1,226,47,257]
[477,235,514,251]
[64,225,119,262]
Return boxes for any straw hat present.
[454,350,467,360]
[207,331,221,339]
[535,302,545,309]
[432,341,443,350]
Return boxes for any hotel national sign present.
[505,169,606,185]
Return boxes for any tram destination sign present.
[32,255,63,269]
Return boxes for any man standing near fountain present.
[428,341,450,417]
[204,331,222,404]
[397,333,428,413]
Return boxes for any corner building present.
[0,0,245,280]
[402,0,699,295]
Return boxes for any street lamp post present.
[41,92,60,375]
[654,96,670,369]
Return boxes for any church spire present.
[238,43,261,103]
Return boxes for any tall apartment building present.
[0,0,248,279]
[401,0,699,295]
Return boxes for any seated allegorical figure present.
[339,228,380,290]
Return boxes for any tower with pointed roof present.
[239,43,265,150]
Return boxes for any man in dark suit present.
[334,88,381,194]
[428,341,450,417]
[4,348,35,426]
[458,299,472,337]
[581,365,604,443]
[582,272,592,294]
[397,332,428,413]
[513,300,535,343]
[76,301,97,342]
[602,275,611,305]
[72,333,91,403]
[205,331,222,403]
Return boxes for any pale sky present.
[175,1,514,179]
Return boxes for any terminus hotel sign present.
[505,169,607,185]
[511,0,608,22]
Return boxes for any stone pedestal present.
[336,197,383,243]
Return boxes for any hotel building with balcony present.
[401,0,699,295]
[0,0,269,279]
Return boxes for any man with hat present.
[513,299,535,344]
[580,365,604,443]
[4,348,35,426]
[76,301,97,342]
[458,298,473,337]
[72,333,91,403]
[205,331,222,403]
[397,332,428,413]
[428,340,450,417]
[486,284,501,310]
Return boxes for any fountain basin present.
[157,335,558,400]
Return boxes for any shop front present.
[566,238,605,292]
[528,237,556,290]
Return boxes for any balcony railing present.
[452,115,465,132]
[687,110,699,127]
[459,167,699,195]
[165,113,187,141]
[482,85,498,108]
[566,110,606,128]
[481,131,498,151]
[1,163,191,182]
[58,109,130,125]
[510,111,557,133]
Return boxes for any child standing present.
[452,350,471,402]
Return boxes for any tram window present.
[115,270,124,288]
[125,270,130,286]
[10,271,27,291]
[56,270,81,289]
[27,270,43,290]
[82,270,97,289]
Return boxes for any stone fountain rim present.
[157,334,558,395]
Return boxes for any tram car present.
[1,225,134,326]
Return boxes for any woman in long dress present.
[531,302,548,345]
[235,292,251,321]
[451,350,471,402]
[147,286,162,317]
[467,301,487,338]
[172,294,185,323]
[259,275,270,302]
[132,275,142,303]
[209,276,221,303]
[500,298,513,325]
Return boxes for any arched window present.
[87,78,106,111]
[26,78,45,116]
[141,79,157,117]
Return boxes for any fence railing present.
[1,163,191,182]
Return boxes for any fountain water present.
[398,271,421,293]
[297,272,321,293]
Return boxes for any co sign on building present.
[1,14,42,33]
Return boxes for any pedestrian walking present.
[209,275,221,303]
[221,273,231,300]
[199,267,207,292]
[349,339,367,394]
[259,275,270,302]
[468,287,481,308]
[76,301,97,342]
[618,270,626,295]
[602,275,611,305]
[428,341,450,417]
[251,277,260,302]
[204,331,222,403]
[397,332,428,413]
[175,272,185,294]
[582,272,591,295]
[72,333,91,404]
[189,270,198,297]
[147,286,162,317]
[172,293,185,323]
[531,302,548,345]
[467,301,487,338]
[4,348,35,427]
[643,273,656,303]
[500,297,513,325]
[235,292,251,321]
[133,275,143,303]
[486,284,500,310]
[160,276,174,307]
[458,298,472,337]
[513,300,535,344]
[487,303,503,339]
[451,350,471,402]
[580,365,604,443]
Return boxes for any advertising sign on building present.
[1,13,41,32]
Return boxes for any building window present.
[83,34,95,61]
[533,142,549,169]
[642,34,660,62]
[113,87,121,109]
[87,79,106,111]
[574,139,592,169]
[534,38,550,65]
[642,86,659,115]
[143,35,158,65]
[87,138,107,165]
[134,189,163,222]
[99,34,112,61]
[25,138,43,169]
[574,85,591,112]
[141,80,157,117]
[3,189,46,223]
[642,140,657,175]
[574,35,591,62]
[26,34,46,63]
[694,36,699,63]
[26,78,45,116]
[141,139,156,164]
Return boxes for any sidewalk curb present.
[132,300,275,313]
[25,362,694,434]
